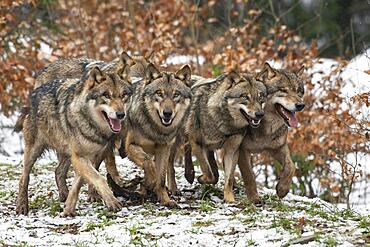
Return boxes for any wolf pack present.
[14,51,305,217]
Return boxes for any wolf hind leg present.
[167,143,180,196]
[55,153,71,202]
[16,142,45,215]
[207,151,219,183]
[191,141,217,185]
[184,142,195,184]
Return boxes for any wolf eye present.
[280,88,288,94]
[120,92,127,98]
[173,91,180,98]
[241,94,249,100]
[156,90,163,97]
[102,92,111,99]
[259,93,265,102]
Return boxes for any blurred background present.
[0,0,369,209]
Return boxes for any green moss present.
[192,220,214,227]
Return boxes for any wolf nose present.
[255,111,265,119]
[163,108,173,118]
[116,111,125,119]
[295,103,305,111]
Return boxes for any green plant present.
[192,220,214,227]
[324,235,338,247]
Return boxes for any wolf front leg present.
[63,174,84,217]
[87,159,103,202]
[155,144,177,208]
[104,150,124,187]
[270,145,296,198]
[223,135,243,203]
[125,141,156,191]
[70,150,122,212]
[238,145,262,204]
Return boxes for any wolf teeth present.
[252,119,261,125]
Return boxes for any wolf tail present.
[14,106,29,133]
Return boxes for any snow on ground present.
[0,155,369,247]
[165,54,205,65]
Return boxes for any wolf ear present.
[119,51,135,66]
[227,70,242,85]
[86,66,105,89]
[296,65,305,76]
[145,63,161,84]
[256,62,276,82]
[175,64,192,86]
[116,64,131,84]
[144,50,154,60]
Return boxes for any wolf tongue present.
[284,110,298,128]
[109,118,121,132]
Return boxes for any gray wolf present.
[33,51,152,202]
[238,63,305,203]
[14,64,132,216]
[185,71,267,202]
[125,63,192,207]
[35,51,153,87]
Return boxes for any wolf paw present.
[162,200,178,209]
[251,197,264,207]
[62,209,77,218]
[111,175,125,188]
[105,197,122,212]
[168,188,182,196]
[59,189,69,203]
[224,193,236,203]
[197,175,217,185]
[87,189,102,202]
[167,183,181,196]
[276,182,290,198]
[16,203,29,215]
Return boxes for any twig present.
[77,0,90,58]
[350,18,356,57]
[128,0,139,50]
[189,0,200,74]
[278,0,301,21]
[346,147,358,210]
[268,0,278,22]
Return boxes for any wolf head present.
[218,71,267,128]
[82,64,132,134]
[118,51,153,78]
[142,63,192,130]
[256,62,305,128]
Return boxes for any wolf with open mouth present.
[238,62,305,204]
[184,71,267,203]
[14,65,133,216]
[124,63,192,208]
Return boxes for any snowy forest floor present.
[0,156,369,247]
